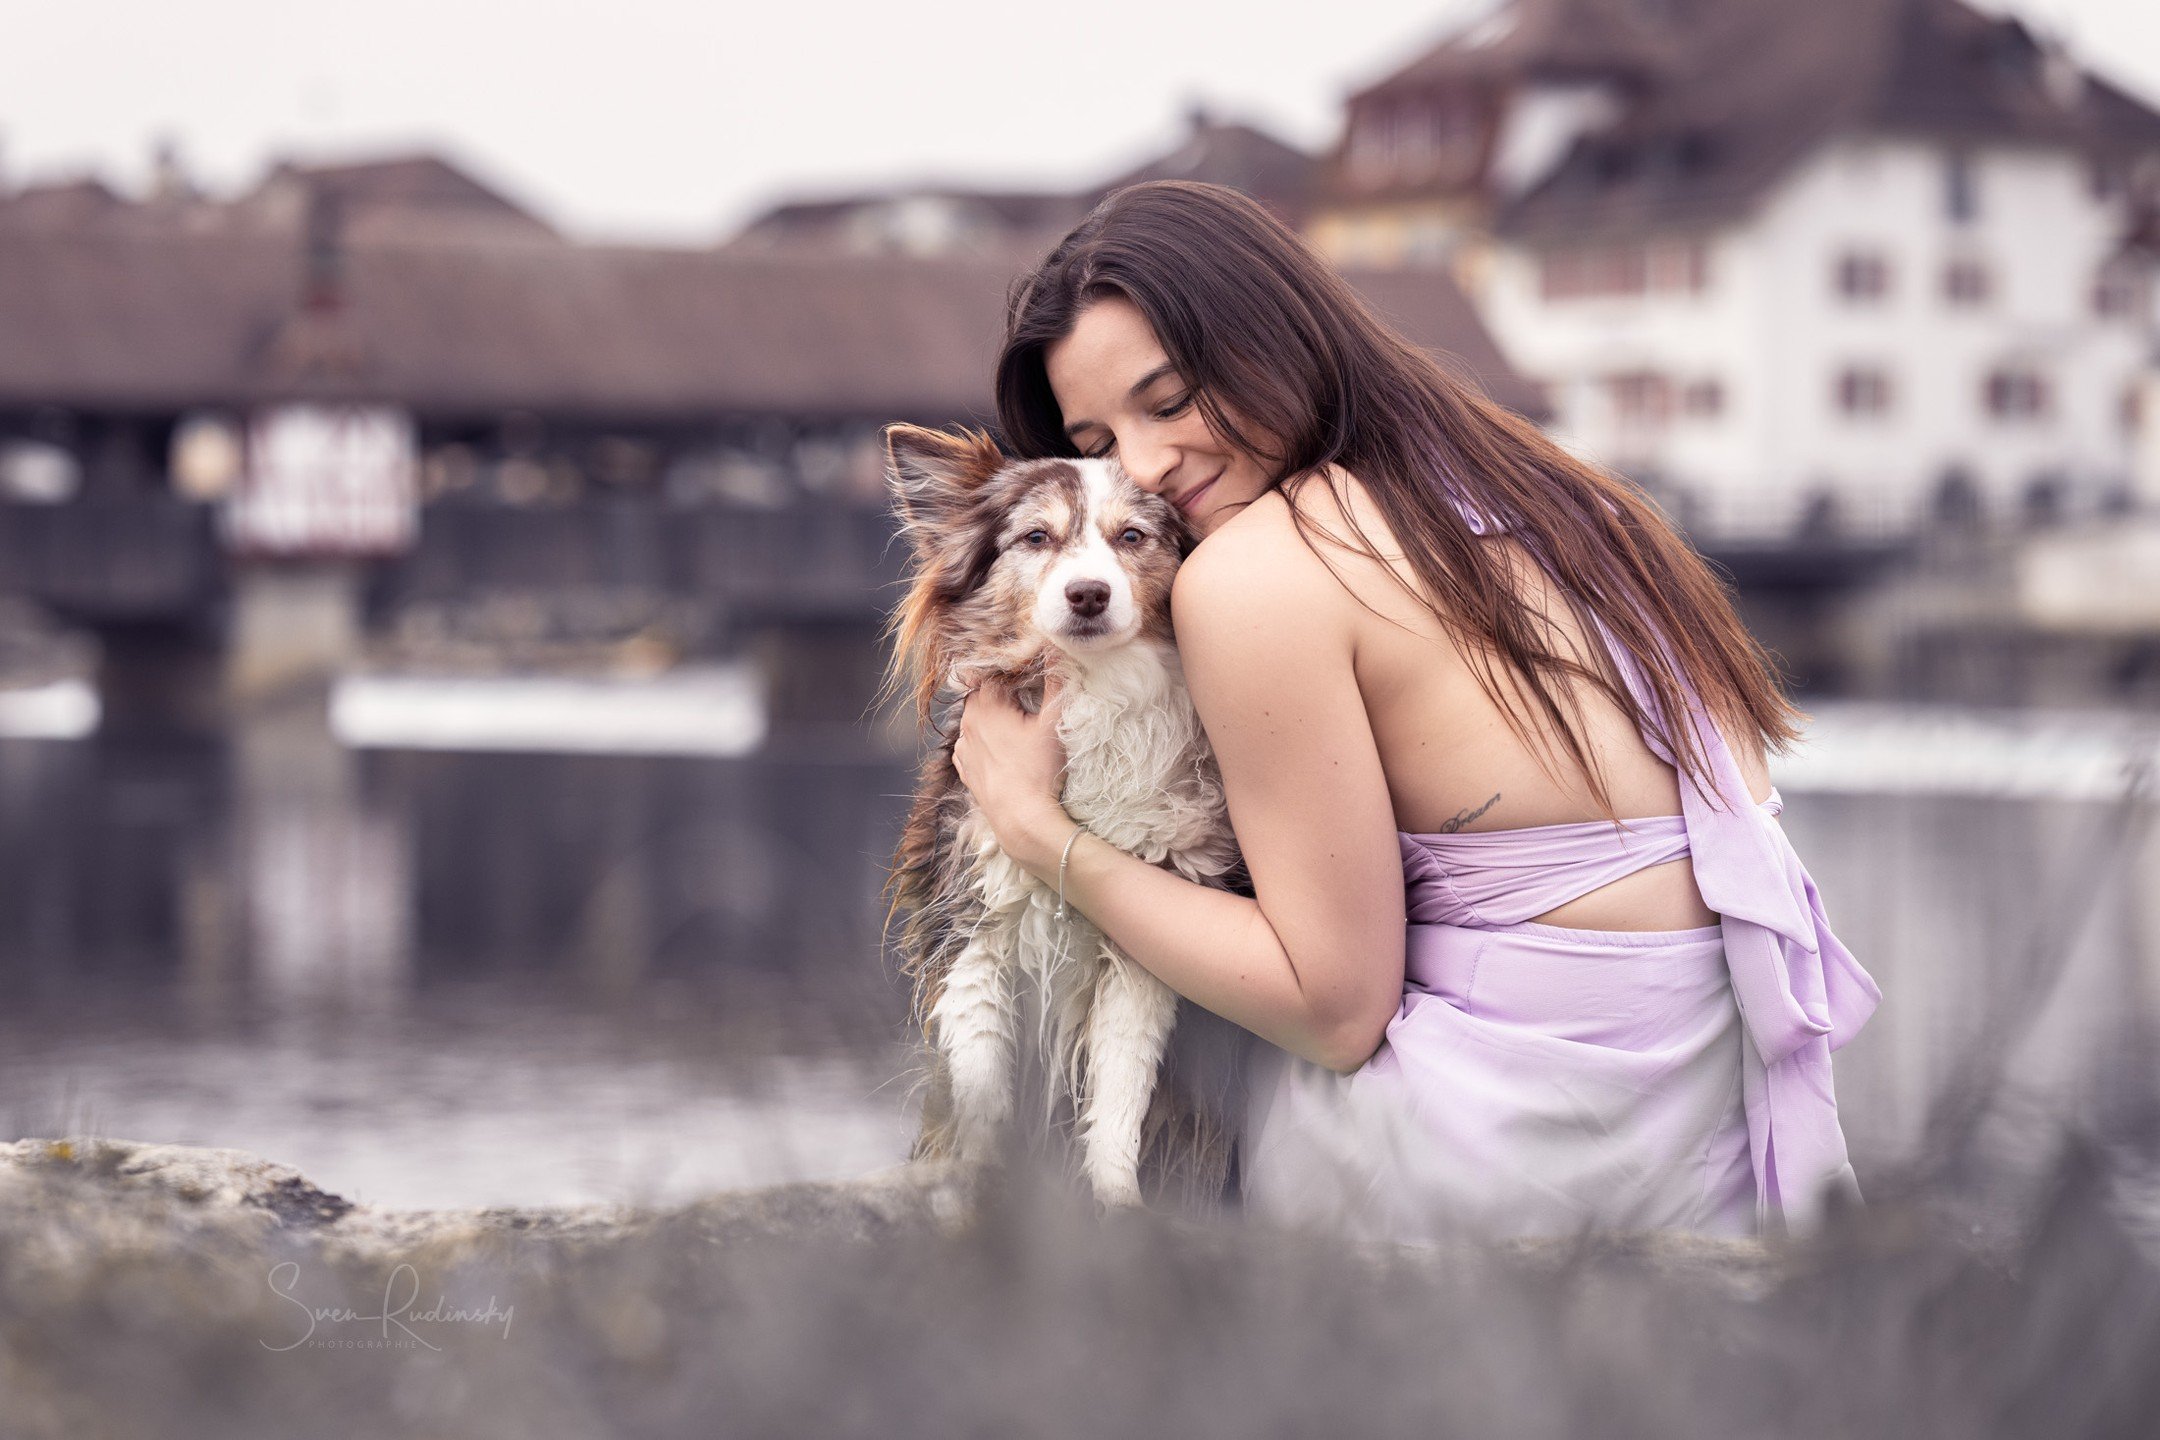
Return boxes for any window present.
[1984,368,2051,421]
[1648,239,1710,294]
[2022,473,2065,527]
[2093,265,2142,320]
[1540,239,1708,301]
[1432,94,1483,149]
[1347,105,1396,182]
[1944,153,1978,222]
[1543,247,1644,300]
[1350,94,1484,184]
[1682,379,1724,417]
[1400,109,1437,168]
[1933,467,1983,527]
[1590,246,1649,295]
[1798,489,1844,537]
[1540,249,1583,299]
[1836,366,1893,416]
[1606,371,1673,426]
[1835,250,1891,301]
[1942,258,1991,306]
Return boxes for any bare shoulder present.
[1180,465,1395,586]
[1170,481,1361,634]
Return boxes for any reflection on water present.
[1,696,2156,1212]
[1,992,917,1210]
[0,706,924,1209]
[1782,789,2160,1181]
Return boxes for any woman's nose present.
[1118,434,1177,493]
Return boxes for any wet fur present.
[880,425,1252,1213]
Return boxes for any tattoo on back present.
[1435,793,1501,834]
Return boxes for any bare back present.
[1212,467,1774,933]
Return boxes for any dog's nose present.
[1065,580,1111,619]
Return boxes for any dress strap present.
[1399,813,1691,928]
[1593,616,1884,1232]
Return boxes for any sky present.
[2,0,2157,247]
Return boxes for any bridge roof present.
[0,223,1543,426]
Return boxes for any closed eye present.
[1077,393,1192,460]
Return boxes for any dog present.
[880,423,1248,1210]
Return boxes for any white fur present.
[1030,462,1142,644]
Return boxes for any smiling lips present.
[1174,476,1219,515]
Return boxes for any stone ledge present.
[0,1134,1785,1290]
[0,1136,979,1269]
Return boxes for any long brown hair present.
[994,180,1800,811]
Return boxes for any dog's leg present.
[927,936,1020,1167]
[1077,945,1181,1208]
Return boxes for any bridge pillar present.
[224,560,364,712]
[223,558,413,1008]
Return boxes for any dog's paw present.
[1089,1188,1159,1238]
[1087,1174,1146,1212]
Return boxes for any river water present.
[1,682,2154,1212]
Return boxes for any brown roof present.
[1345,0,2160,240]
[0,176,133,227]
[727,186,1090,259]
[1352,0,1687,94]
[0,150,561,249]
[1090,110,1319,223]
[729,111,1320,251]
[1340,266,1547,418]
[240,152,557,237]
[0,222,1543,423]
[1511,0,2160,237]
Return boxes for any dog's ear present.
[884,424,1003,531]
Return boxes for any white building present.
[1310,0,2160,539]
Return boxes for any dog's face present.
[885,425,1192,676]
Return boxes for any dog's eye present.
[1023,529,1050,547]
[1119,527,1145,545]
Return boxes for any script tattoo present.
[1435,793,1501,834]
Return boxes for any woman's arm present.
[956,518,1409,1074]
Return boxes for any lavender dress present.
[1239,517,1883,1242]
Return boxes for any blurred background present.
[1,0,2157,1217]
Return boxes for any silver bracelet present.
[1053,822,1087,921]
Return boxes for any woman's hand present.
[953,673,1074,876]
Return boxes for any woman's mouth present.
[1174,476,1219,515]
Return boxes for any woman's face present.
[1043,294,1276,538]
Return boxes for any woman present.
[953,180,1881,1241]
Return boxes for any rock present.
[0,1135,1778,1285]
[0,1136,976,1269]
